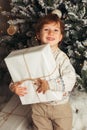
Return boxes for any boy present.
[9,14,76,130]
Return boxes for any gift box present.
[5,44,57,82]
[19,80,62,104]
[5,44,62,105]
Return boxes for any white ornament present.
[52,9,62,18]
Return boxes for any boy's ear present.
[36,34,40,40]
[60,34,63,42]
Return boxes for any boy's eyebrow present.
[43,25,60,28]
[42,26,60,30]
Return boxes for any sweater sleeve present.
[58,52,76,92]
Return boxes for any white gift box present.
[5,44,57,82]
[5,44,62,105]
[19,80,62,104]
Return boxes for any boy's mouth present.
[47,37,55,41]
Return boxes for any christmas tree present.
[0,0,87,93]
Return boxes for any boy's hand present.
[34,79,49,94]
[9,81,28,96]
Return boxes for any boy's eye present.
[54,29,59,32]
[42,28,59,32]
[43,28,49,31]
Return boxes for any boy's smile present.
[46,37,55,41]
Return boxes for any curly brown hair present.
[35,14,65,37]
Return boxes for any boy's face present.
[37,22,63,50]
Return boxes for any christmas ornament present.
[52,9,62,18]
[7,24,18,35]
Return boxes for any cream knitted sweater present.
[46,48,76,105]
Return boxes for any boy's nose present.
[48,30,54,35]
